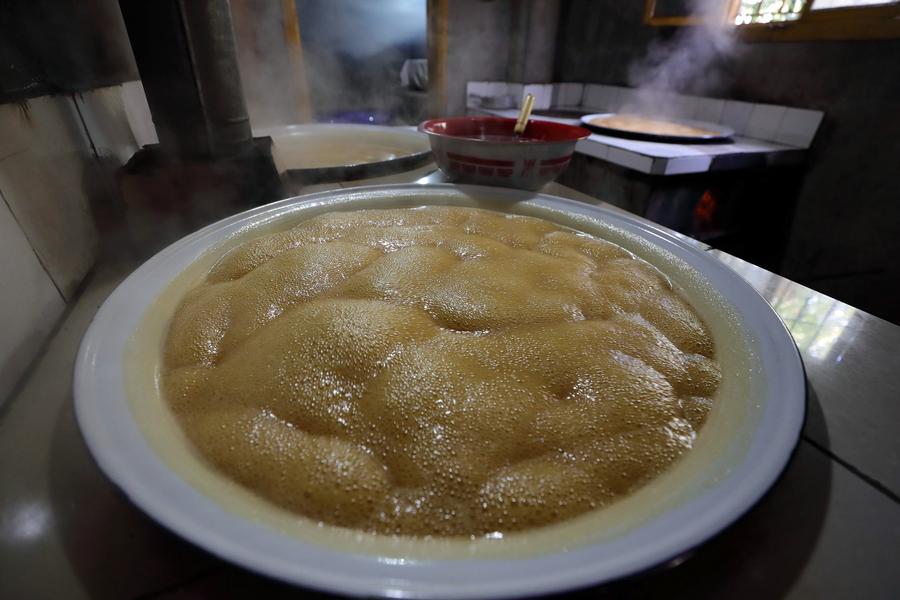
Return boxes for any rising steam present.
[623,0,738,116]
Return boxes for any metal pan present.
[257,124,433,184]
[581,113,734,144]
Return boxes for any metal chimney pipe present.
[178,0,252,157]
[120,0,252,158]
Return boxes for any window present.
[737,0,900,40]
[644,0,900,40]
[734,1,806,24]
[735,0,898,24]
[811,0,896,8]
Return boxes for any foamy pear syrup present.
[590,115,719,137]
[162,206,720,536]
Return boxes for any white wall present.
[0,85,145,405]
[0,199,65,400]
[0,97,100,300]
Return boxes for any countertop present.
[472,107,806,176]
[1,169,898,599]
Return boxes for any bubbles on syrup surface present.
[163,206,721,536]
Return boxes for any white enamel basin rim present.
[73,184,805,599]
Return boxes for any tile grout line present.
[71,93,101,161]
[0,183,66,301]
[704,244,899,505]
[0,265,97,421]
[801,433,900,505]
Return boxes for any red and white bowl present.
[419,117,591,191]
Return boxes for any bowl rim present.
[74,183,805,599]
[419,116,592,144]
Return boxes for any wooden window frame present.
[643,0,900,41]
[643,0,710,27]
[427,0,449,118]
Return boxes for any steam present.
[231,0,427,127]
[623,0,738,117]
[232,0,309,128]
[294,0,427,122]
[301,0,426,59]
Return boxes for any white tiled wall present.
[507,84,524,106]
[612,88,636,112]
[0,97,99,300]
[0,84,142,406]
[75,86,141,164]
[467,81,825,148]
[775,108,824,148]
[522,84,553,110]
[486,81,508,98]
[582,84,618,111]
[466,81,516,108]
[0,198,65,406]
[466,82,552,109]
[465,81,488,103]
[692,97,726,123]
[666,94,697,120]
[551,82,584,107]
[720,100,755,136]
[745,104,788,141]
[121,81,158,147]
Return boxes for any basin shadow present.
[48,394,219,600]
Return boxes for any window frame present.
[642,0,708,27]
[643,0,900,41]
